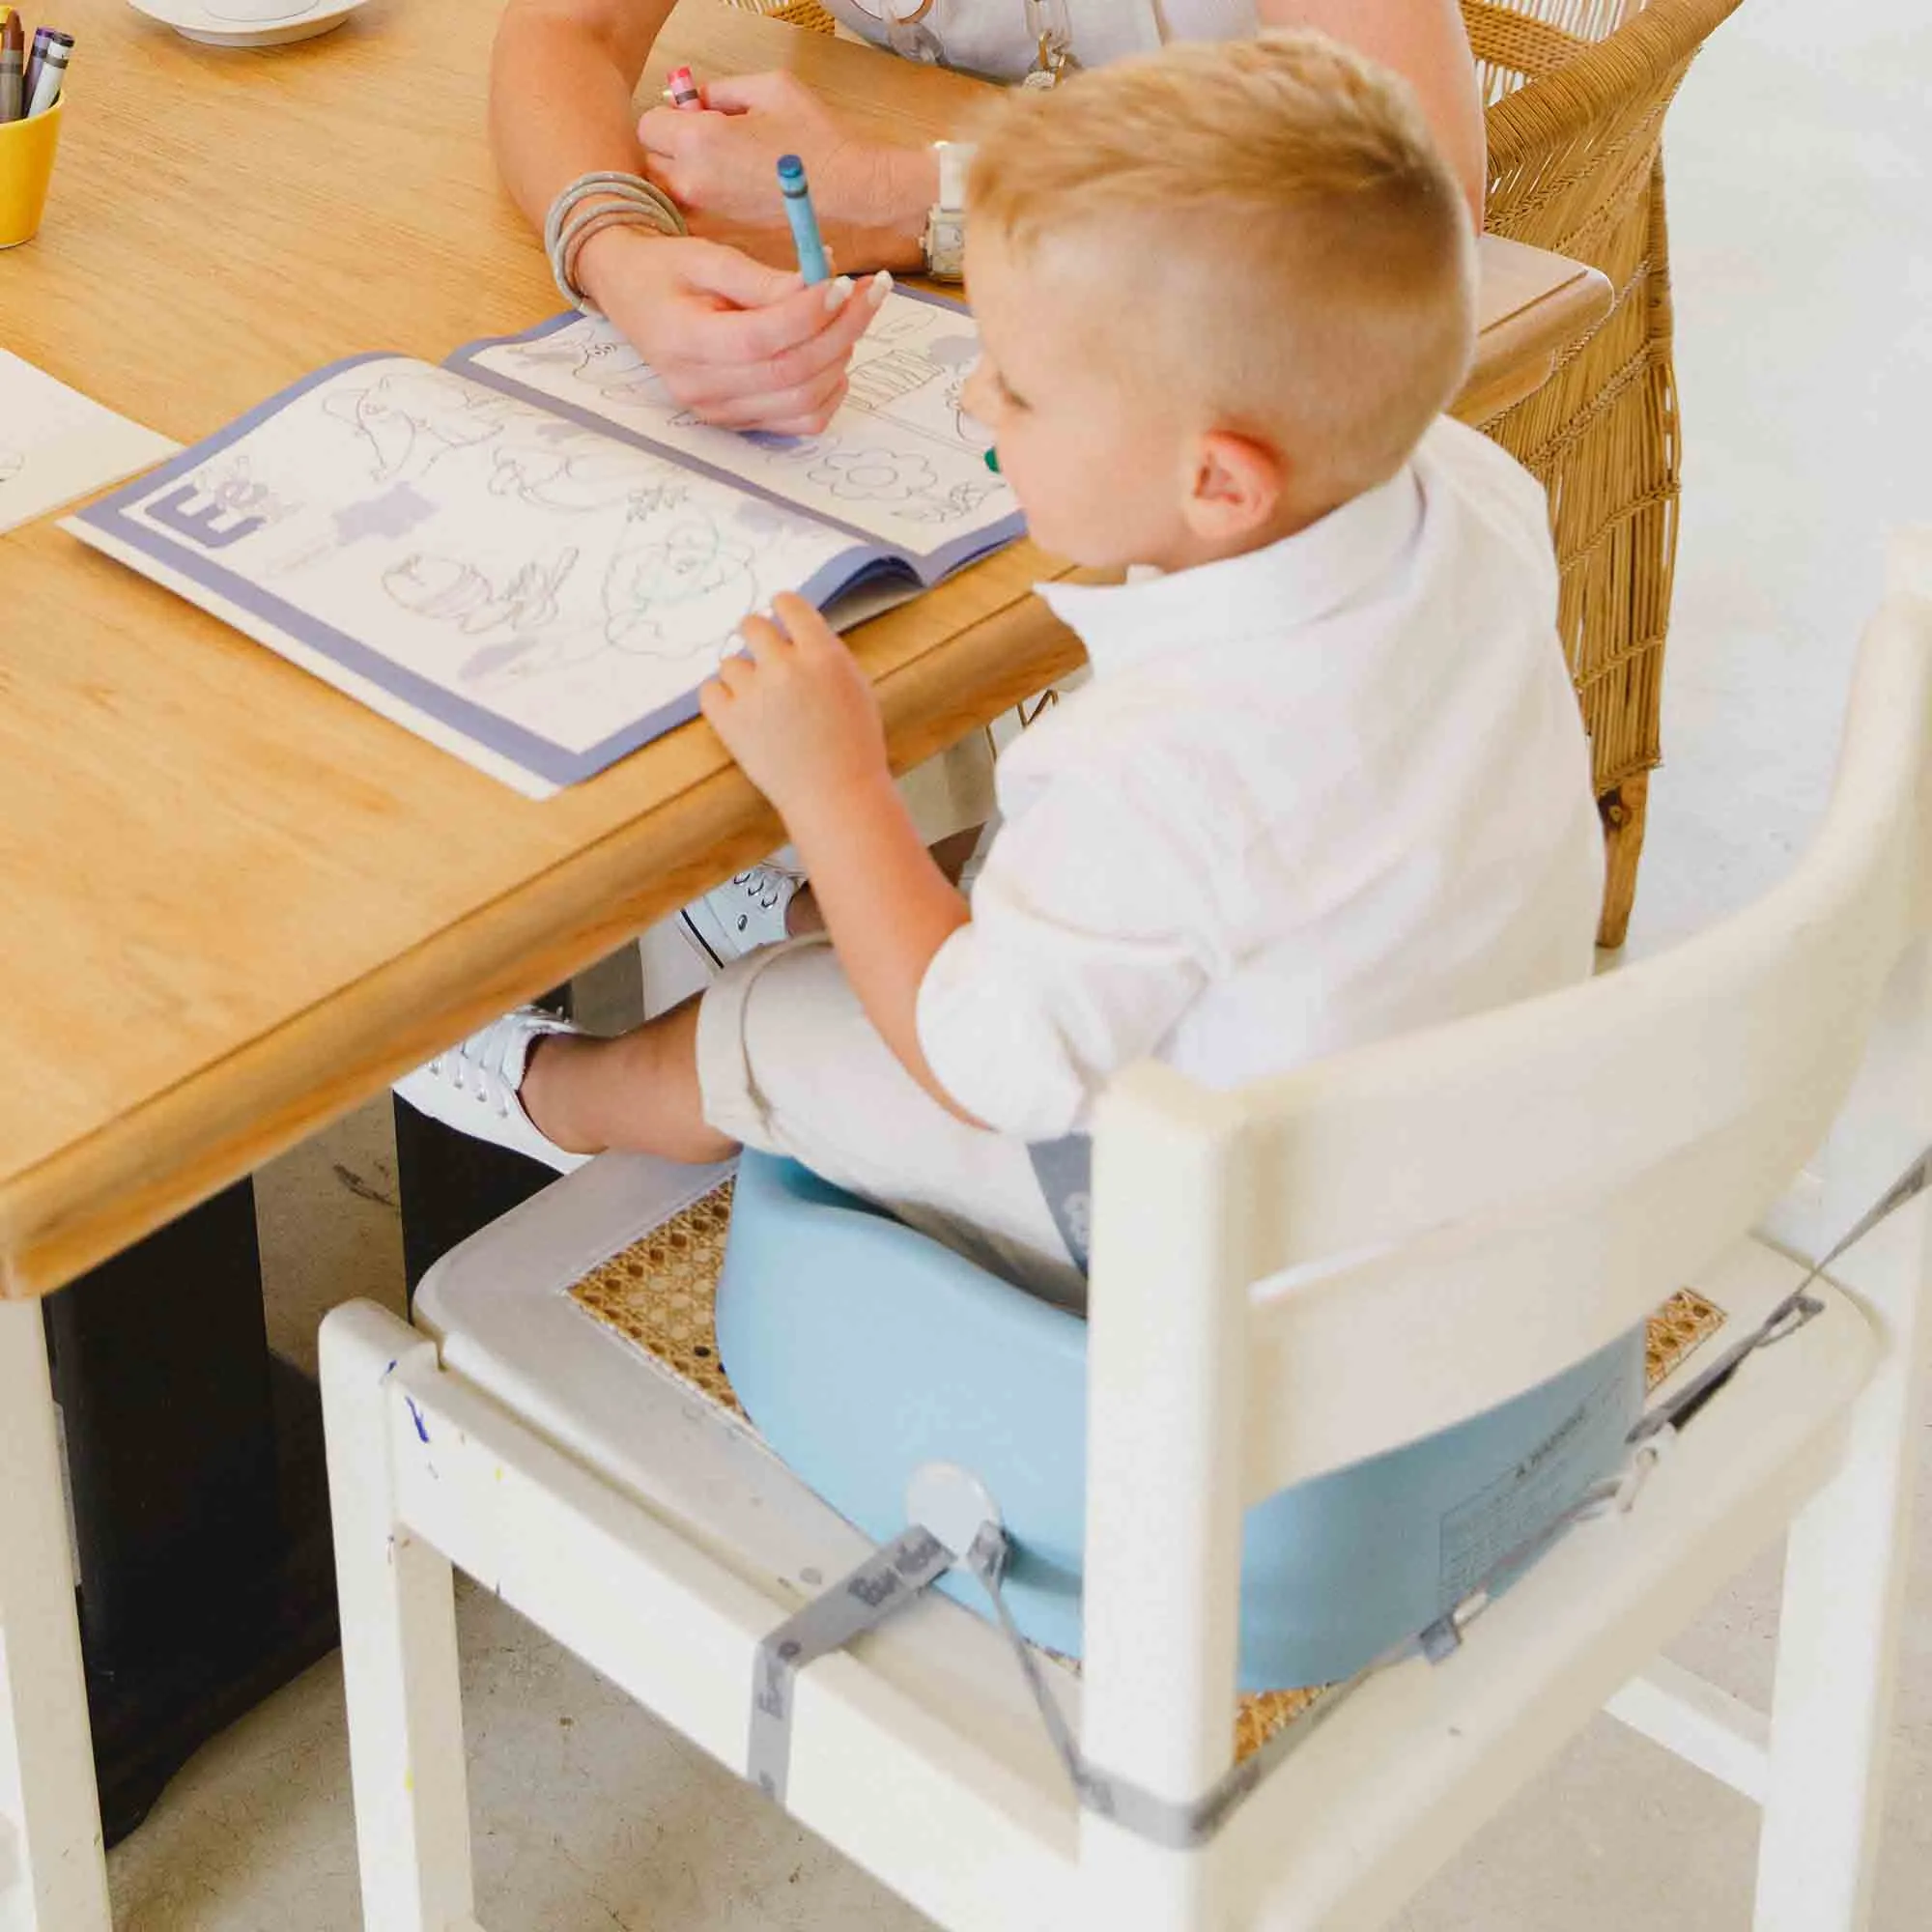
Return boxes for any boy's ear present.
[1182,429,1287,545]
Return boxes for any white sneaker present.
[679,864,799,969]
[393,1007,590,1173]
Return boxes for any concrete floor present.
[105,1,1932,1924]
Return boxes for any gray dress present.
[819,0,1257,82]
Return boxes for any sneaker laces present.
[731,865,792,914]
[426,1016,530,1119]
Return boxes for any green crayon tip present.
[983,446,1001,474]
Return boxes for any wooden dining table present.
[0,0,1610,1921]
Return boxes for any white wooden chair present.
[321,532,1932,1932]
[0,1302,111,1932]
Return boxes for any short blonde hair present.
[968,32,1476,499]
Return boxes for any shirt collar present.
[1035,458,1425,678]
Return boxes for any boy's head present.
[961,31,1476,572]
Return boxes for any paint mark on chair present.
[405,1395,431,1443]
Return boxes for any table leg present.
[44,1181,341,1845]
[0,1298,111,1932]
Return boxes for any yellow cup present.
[0,99,63,250]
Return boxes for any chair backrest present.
[1094,531,1932,1501]
[1471,0,1744,250]
[1074,536,1932,1806]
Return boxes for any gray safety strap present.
[748,1524,956,1803]
[743,1138,1932,1843]
[1027,1133,1094,1276]
[1631,1139,1932,1443]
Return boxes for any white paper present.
[0,353,177,535]
[459,293,1014,555]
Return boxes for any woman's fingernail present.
[867,270,895,307]
[823,275,855,312]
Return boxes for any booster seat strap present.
[747,1524,956,1803]
[1027,1132,1094,1275]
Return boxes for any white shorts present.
[695,937,1086,1310]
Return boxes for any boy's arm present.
[702,598,1213,1144]
[781,769,984,1124]
[698,596,985,1125]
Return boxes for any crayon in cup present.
[776,153,830,285]
[22,23,50,102]
[0,12,24,126]
[24,29,70,119]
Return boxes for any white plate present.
[127,0,369,47]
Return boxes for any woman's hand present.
[576,226,891,432]
[638,71,935,273]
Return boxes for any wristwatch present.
[922,139,974,283]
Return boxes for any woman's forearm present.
[489,0,678,232]
[1257,0,1488,224]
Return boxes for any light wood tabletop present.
[0,0,1610,1298]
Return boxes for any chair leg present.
[321,1304,477,1932]
[1596,770,1650,950]
[1751,1351,1919,1932]
[0,1299,111,1932]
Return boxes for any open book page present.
[450,289,1023,579]
[0,351,177,535]
[66,356,895,796]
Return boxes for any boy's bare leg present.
[519,994,736,1165]
[786,825,983,940]
[517,827,980,1156]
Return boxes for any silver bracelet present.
[544,172,689,315]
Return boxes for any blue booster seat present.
[716,1152,1645,1690]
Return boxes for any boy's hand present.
[700,593,890,822]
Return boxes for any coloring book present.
[66,292,1019,796]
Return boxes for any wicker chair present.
[719,0,1742,947]
[1466,0,1744,944]
[722,0,840,30]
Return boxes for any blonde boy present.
[399,34,1604,1306]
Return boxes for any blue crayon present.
[776,154,831,285]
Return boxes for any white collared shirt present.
[916,417,1605,1141]
[823,0,1257,80]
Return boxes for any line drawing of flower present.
[806,447,937,502]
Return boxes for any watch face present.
[925,209,968,277]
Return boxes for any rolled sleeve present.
[915,775,1210,1141]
